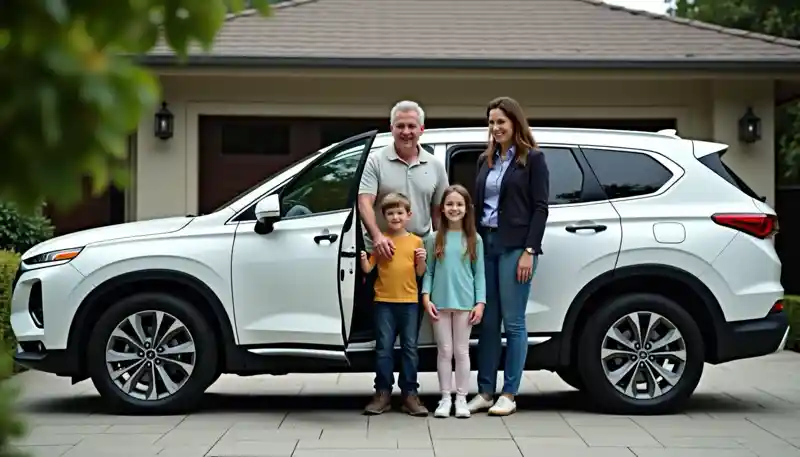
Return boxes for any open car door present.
[231,131,378,361]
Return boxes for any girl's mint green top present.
[422,231,486,311]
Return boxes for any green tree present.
[0,1,271,454]
[0,0,272,212]
[670,0,800,183]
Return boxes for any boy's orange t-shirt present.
[369,232,423,303]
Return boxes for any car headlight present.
[23,247,83,266]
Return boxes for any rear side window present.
[582,148,673,200]
[697,152,761,200]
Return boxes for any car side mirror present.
[255,194,281,223]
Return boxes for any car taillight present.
[711,213,778,239]
[770,300,784,313]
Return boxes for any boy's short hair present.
[380,192,411,215]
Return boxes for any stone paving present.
[7,351,800,457]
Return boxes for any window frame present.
[578,145,684,203]
[444,142,607,207]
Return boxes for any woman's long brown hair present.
[482,96,538,168]
[434,184,479,263]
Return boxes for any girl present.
[421,184,486,418]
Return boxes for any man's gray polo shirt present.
[358,143,449,251]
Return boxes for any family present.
[357,96,550,418]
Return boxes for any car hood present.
[22,216,194,260]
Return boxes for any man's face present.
[390,110,423,150]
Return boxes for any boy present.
[360,192,428,416]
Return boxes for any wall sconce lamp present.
[738,107,761,144]
[154,102,174,140]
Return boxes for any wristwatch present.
[524,247,535,255]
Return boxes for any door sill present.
[345,336,552,352]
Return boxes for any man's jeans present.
[373,301,420,396]
[476,231,537,396]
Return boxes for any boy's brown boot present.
[401,394,429,417]
[363,391,391,415]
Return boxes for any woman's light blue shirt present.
[481,145,515,228]
[421,231,487,311]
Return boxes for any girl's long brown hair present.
[434,184,479,263]
[482,96,538,168]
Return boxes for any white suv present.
[10,127,789,415]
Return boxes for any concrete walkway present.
[8,351,800,457]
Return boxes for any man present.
[357,100,449,416]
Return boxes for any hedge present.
[784,295,800,352]
[0,251,19,358]
[0,202,53,255]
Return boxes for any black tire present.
[86,292,218,414]
[577,293,704,415]
[209,370,222,387]
[556,366,585,391]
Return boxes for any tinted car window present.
[541,148,583,205]
[280,142,366,218]
[582,148,673,200]
[446,146,584,205]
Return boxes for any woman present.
[467,96,550,416]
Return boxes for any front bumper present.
[713,310,790,364]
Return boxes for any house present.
[49,0,800,285]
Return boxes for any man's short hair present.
[380,192,412,215]
[390,100,425,126]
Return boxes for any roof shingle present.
[144,0,800,69]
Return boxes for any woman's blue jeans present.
[477,231,537,396]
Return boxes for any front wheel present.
[577,293,705,415]
[86,292,219,414]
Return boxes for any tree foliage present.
[0,1,272,454]
[0,0,272,212]
[670,0,800,183]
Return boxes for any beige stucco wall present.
[133,70,775,220]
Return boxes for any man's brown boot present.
[363,391,391,415]
[401,394,429,417]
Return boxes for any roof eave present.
[137,55,800,72]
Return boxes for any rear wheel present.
[86,292,218,414]
[577,293,704,415]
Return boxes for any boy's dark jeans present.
[373,301,420,396]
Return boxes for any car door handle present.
[314,233,339,244]
[565,223,607,233]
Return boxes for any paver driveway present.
[7,351,800,457]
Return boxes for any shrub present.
[0,250,26,457]
[0,251,20,356]
[784,295,800,352]
[0,202,53,255]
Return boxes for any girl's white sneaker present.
[466,394,494,413]
[434,396,452,418]
[488,395,517,416]
[454,396,471,418]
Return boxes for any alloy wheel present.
[104,310,196,401]
[600,311,686,400]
